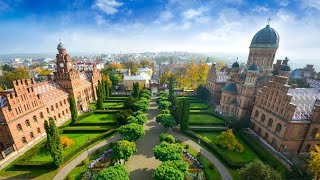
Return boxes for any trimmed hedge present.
[14,161,53,169]
[94,110,120,114]
[72,122,117,126]
[183,130,245,169]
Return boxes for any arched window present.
[25,120,31,127]
[251,123,256,130]
[55,103,58,109]
[311,128,318,139]
[33,116,38,123]
[46,108,50,113]
[264,133,269,140]
[40,112,44,119]
[271,138,277,147]
[64,99,66,104]
[305,144,311,152]
[22,137,27,144]
[37,127,41,134]
[17,124,23,131]
[60,101,62,106]
[276,123,282,134]
[254,110,259,118]
[261,114,266,123]
[51,105,54,111]
[267,118,273,128]
[30,132,34,138]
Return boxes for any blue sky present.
[0,0,320,61]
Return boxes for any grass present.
[30,133,101,162]
[190,102,209,109]
[181,143,221,180]
[197,132,259,165]
[189,114,225,125]
[78,113,115,123]
[88,102,124,110]
[62,126,115,131]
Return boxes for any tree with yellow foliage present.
[60,136,74,149]
[215,129,244,153]
[309,145,320,180]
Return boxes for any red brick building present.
[0,43,101,163]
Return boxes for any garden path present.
[53,135,121,180]
[125,97,163,179]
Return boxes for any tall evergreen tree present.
[69,96,78,124]
[44,118,63,168]
[132,82,139,98]
[96,84,103,110]
[105,80,109,98]
[180,99,190,131]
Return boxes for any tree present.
[156,114,176,128]
[1,64,15,72]
[196,85,209,101]
[126,114,146,125]
[96,81,104,109]
[114,110,133,125]
[309,145,320,180]
[44,118,63,167]
[159,134,175,144]
[69,96,78,124]
[60,136,74,149]
[124,95,137,110]
[132,82,140,98]
[179,99,190,131]
[239,160,281,180]
[123,60,139,74]
[133,98,149,112]
[112,140,137,162]
[0,67,30,89]
[95,164,129,180]
[153,160,189,180]
[118,123,145,141]
[153,142,183,161]
[215,129,244,153]
[158,101,171,110]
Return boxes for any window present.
[54,116,57,120]
[305,144,311,152]
[58,113,61,119]
[261,114,266,123]
[56,103,58,109]
[22,137,27,144]
[17,124,23,131]
[25,120,31,127]
[33,116,38,123]
[276,124,282,134]
[62,111,65,116]
[64,99,66,104]
[264,133,269,140]
[47,108,50,113]
[40,112,44,119]
[37,127,41,134]
[51,105,54,111]
[254,110,259,118]
[30,132,34,138]
[311,128,318,139]
[60,101,62,106]
[66,109,69,114]
[271,138,277,147]
[267,118,273,128]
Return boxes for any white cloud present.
[159,10,173,21]
[94,0,123,15]
[252,6,270,13]
[183,7,208,19]
[95,15,107,25]
[301,0,320,10]
[279,0,289,7]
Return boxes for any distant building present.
[73,62,104,71]
[138,67,153,77]
[123,72,151,90]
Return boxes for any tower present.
[56,43,73,73]
[247,22,279,70]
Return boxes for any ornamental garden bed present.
[77,113,115,123]
[189,113,225,126]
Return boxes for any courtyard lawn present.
[62,126,115,131]
[190,102,209,109]
[103,102,124,109]
[30,133,101,162]
[197,132,259,165]
[78,113,115,123]
[189,114,225,125]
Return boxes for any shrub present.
[156,114,176,128]
[160,109,170,114]
[153,142,183,161]
[60,136,74,149]
[160,133,175,144]
[118,123,145,141]
[95,164,129,180]
[114,110,133,125]
[82,158,89,165]
[215,129,244,153]
[158,101,171,110]
[239,160,281,180]
[184,144,189,149]
[153,160,189,180]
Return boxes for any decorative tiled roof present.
[288,88,320,120]
[280,65,291,71]
[216,71,229,82]
[33,82,68,102]
[250,25,279,48]
[232,61,239,68]
[222,83,238,93]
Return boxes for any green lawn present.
[79,114,115,123]
[190,102,209,109]
[103,102,124,108]
[62,126,114,131]
[30,133,101,162]
[197,132,259,165]
[189,114,225,125]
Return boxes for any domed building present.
[247,24,279,70]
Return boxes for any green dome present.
[222,83,238,93]
[280,65,291,71]
[232,61,239,68]
[250,25,279,48]
[248,63,258,71]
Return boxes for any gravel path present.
[125,97,163,180]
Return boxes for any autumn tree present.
[309,145,320,180]
[239,160,281,180]
[112,140,137,162]
[215,129,244,153]
[0,67,30,89]
[153,142,183,161]
[123,60,139,74]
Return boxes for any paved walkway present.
[53,135,121,180]
[169,131,233,180]
[125,97,163,179]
